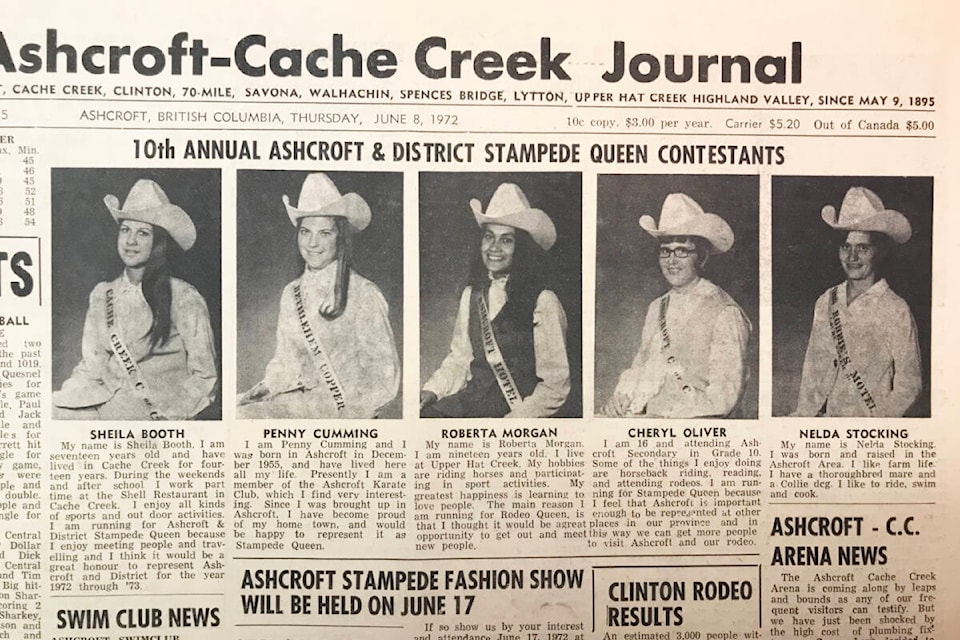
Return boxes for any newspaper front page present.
[0,1,956,638]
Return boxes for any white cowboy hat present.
[104,179,197,251]
[821,186,912,244]
[282,173,371,233]
[639,193,734,254]
[471,183,557,251]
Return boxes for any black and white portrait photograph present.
[419,172,582,418]
[236,170,402,419]
[773,176,932,418]
[51,168,222,421]
[596,174,759,419]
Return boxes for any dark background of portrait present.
[51,168,223,420]
[595,174,760,418]
[419,172,583,417]
[772,176,932,417]
[237,170,404,418]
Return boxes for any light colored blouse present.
[254,265,400,418]
[613,278,750,418]
[423,279,570,418]
[53,274,218,420]
[796,278,921,417]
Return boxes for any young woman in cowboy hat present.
[53,179,218,420]
[603,193,751,418]
[238,172,400,419]
[794,187,921,417]
[420,182,570,418]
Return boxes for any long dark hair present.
[297,216,351,320]
[130,223,174,350]
[468,225,554,321]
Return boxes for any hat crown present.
[638,192,734,254]
[295,173,343,211]
[837,187,884,224]
[820,186,911,244]
[484,183,531,220]
[659,193,705,228]
[122,179,171,211]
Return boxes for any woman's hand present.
[602,392,632,417]
[239,382,270,405]
[420,390,438,410]
[317,291,337,317]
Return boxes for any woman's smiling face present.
[117,219,155,269]
[481,223,516,275]
[298,216,340,271]
[658,238,700,289]
[839,231,878,283]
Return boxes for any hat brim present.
[821,206,912,244]
[283,192,371,233]
[638,212,734,254]
[105,194,196,251]
[471,200,557,251]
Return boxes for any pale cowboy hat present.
[821,186,912,244]
[282,173,371,233]
[471,183,557,251]
[639,193,734,254]
[104,179,197,251]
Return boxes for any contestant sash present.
[476,293,523,410]
[658,295,692,395]
[105,287,162,420]
[828,286,878,415]
[293,283,347,414]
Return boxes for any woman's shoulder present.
[698,279,742,307]
[875,282,915,318]
[347,269,381,293]
[88,277,123,302]
[170,278,210,310]
[643,290,670,313]
[347,270,393,310]
[535,288,562,306]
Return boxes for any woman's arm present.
[606,303,663,416]
[350,281,401,417]
[162,285,218,419]
[422,288,475,400]
[54,284,113,408]
[670,305,750,418]
[878,303,922,417]
[795,293,835,416]
[259,285,310,396]
[506,290,570,418]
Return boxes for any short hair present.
[837,230,894,276]
[660,235,710,269]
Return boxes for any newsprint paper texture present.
[0,0,957,638]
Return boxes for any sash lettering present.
[293,283,347,414]
[658,295,692,395]
[828,286,877,415]
[476,292,523,410]
[106,288,161,420]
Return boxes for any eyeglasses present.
[659,247,695,259]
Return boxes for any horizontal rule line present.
[51,593,224,598]
[0,125,937,139]
[235,623,404,629]
[769,502,936,505]
[0,96,937,113]
[233,553,760,561]
[593,564,759,569]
